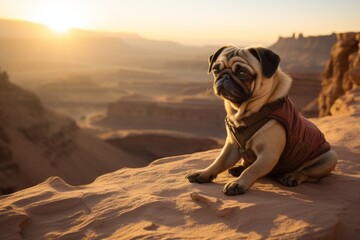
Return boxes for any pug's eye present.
[212,65,220,74]
[237,69,251,79]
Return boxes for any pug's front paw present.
[222,181,246,195]
[186,172,216,184]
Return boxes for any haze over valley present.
[0,18,347,193]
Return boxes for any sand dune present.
[1,90,359,239]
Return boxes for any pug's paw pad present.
[186,172,216,184]
[222,182,246,196]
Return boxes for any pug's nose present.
[220,73,231,82]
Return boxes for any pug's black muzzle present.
[214,69,252,104]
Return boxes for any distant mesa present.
[92,95,226,138]
[270,33,337,73]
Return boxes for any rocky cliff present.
[0,69,140,194]
[319,32,360,116]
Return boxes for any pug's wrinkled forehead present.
[215,46,259,76]
[208,45,281,78]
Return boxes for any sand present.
[0,109,359,239]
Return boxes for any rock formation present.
[330,87,360,116]
[343,34,360,91]
[0,69,140,194]
[318,32,360,116]
[270,33,336,73]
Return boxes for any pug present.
[186,45,338,195]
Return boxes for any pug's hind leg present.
[279,150,338,187]
[278,171,309,187]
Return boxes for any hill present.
[0,69,141,194]
[0,18,212,75]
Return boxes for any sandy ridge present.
[0,112,359,239]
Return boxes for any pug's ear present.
[248,47,280,78]
[208,46,227,73]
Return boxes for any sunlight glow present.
[26,2,89,34]
[2,0,359,45]
[46,18,72,33]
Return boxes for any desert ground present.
[0,97,359,239]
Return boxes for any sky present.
[0,0,359,46]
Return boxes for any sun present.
[46,20,71,34]
[39,11,76,34]
[27,3,87,34]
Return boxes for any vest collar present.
[227,96,287,128]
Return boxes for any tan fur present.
[186,46,338,195]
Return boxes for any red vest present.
[226,97,331,176]
[267,97,330,175]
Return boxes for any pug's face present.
[208,46,281,104]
